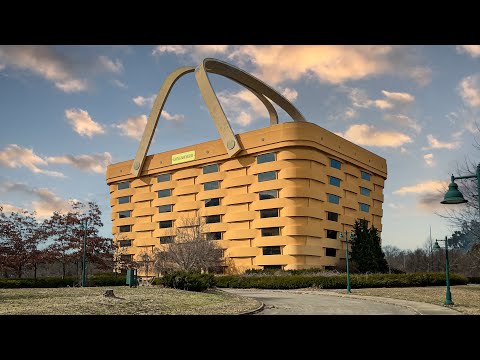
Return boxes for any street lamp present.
[433,236,453,305]
[82,218,88,287]
[339,231,354,294]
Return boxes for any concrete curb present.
[216,288,265,315]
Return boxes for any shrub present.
[160,271,215,292]
[467,276,480,284]
[0,273,126,288]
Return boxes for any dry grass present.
[0,287,261,315]
[329,285,480,315]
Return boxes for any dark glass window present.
[205,215,221,224]
[118,210,131,218]
[360,203,370,212]
[157,174,171,182]
[326,230,338,239]
[360,187,371,196]
[120,254,133,262]
[206,232,222,240]
[329,176,341,187]
[119,240,132,247]
[260,208,279,218]
[361,171,371,181]
[159,205,173,213]
[158,189,172,198]
[264,265,282,270]
[205,198,220,207]
[259,189,278,200]
[261,227,280,237]
[327,194,340,204]
[257,152,276,164]
[160,236,174,244]
[204,181,219,191]
[117,181,130,190]
[118,196,130,204]
[262,246,281,255]
[203,164,219,174]
[159,220,173,228]
[327,212,339,222]
[325,248,337,257]
[119,225,131,233]
[330,159,342,169]
[258,171,276,182]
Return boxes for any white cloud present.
[347,87,414,112]
[281,87,298,102]
[0,63,5,71]
[408,66,432,86]
[235,111,253,127]
[114,115,147,140]
[423,153,434,167]
[385,114,422,133]
[152,45,189,56]
[55,79,88,93]
[423,134,460,150]
[152,45,230,60]
[98,55,123,73]
[458,74,480,107]
[457,45,480,58]
[374,99,393,109]
[339,124,413,147]
[217,89,269,127]
[393,180,446,195]
[65,108,105,138]
[382,90,414,103]
[112,79,127,89]
[162,110,184,122]
[0,203,27,213]
[46,152,112,174]
[0,144,64,177]
[133,95,156,107]
[344,108,357,119]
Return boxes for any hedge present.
[214,272,468,289]
[467,276,480,284]
[156,271,215,292]
[0,273,126,289]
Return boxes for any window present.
[259,189,278,200]
[329,176,341,187]
[120,254,133,262]
[159,220,173,228]
[359,219,369,227]
[203,164,219,174]
[360,203,370,213]
[158,189,172,198]
[258,171,276,182]
[205,215,221,224]
[160,236,174,244]
[118,196,130,204]
[325,248,337,257]
[261,227,280,237]
[204,181,219,191]
[361,171,371,181]
[263,265,282,270]
[157,174,171,182]
[260,208,279,218]
[257,152,276,164]
[360,187,371,196]
[118,210,131,218]
[117,181,130,190]
[324,265,335,270]
[330,159,342,170]
[159,204,173,213]
[327,212,339,222]
[119,225,131,233]
[205,198,220,207]
[326,230,338,239]
[206,232,222,240]
[262,246,281,255]
[327,194,340,204]
[119,240,132,247]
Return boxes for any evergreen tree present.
[351,219,389,273]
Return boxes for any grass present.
[0,286,261,315]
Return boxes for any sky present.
[1,45,480,250]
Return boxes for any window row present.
[329,158,372,182]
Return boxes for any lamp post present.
[433,236,453,305]
[82,218,88,288]
[339,231,354,294]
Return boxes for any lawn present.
[0,286,262,315]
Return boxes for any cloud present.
[457,45,480,58]
[458,74,480,107]
[162,110,184,122]
[0,63,5,71]
[46,152,112,174]
[0,144,64,177]
[114,115,147,140]
[152,45,189,56]
[385,114,421,133]
[133,95,156,107]
[374,99,393,109]
[112,79,127,89]
[234,111,253,127]
[0,45,87,92]
[0,203,27,213]
[152,45,229,59]
[338,124,413,147]
[344,108,357,119]
[348,87,414,111]
[98,55,123,73]
[408,66,432,86]
[393,180,446,195]
[382,90,414,103]
[281,87,298,102]
[65,108,105,138]
[446,109,479,134]
[423,134,460,150]
[423,153,434,167]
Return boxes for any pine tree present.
[351,219,389,273]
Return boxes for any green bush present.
[467,276,480,284]
[160,271,215,292]
[0,273,126,288]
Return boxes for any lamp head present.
[441,176,468,205]
[433,240,441,250]
[339,233,344,239]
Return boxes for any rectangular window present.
[204,181,219,191]
[205,198,220,207]
[206,232,222,240]
[118,210,131,218]
[263,265,282,270]
[329,176,341,187]
[261,227,280,237]
[159,204,173,213]
[325,248,337,257]
[120,254,133,262]
[260,208,279,218]
[159,220,173,228]
[205,215,221,224]
[119,225,131,233]
[360,203,370,213]
[361,171,371,181]
[203,164,219,174]
[327,194,340,204]
[157,174,171,182]
[119,240,132,247]
[118,196,130,204]
[259,189,278,200]
[158,189,172,198]
[326,230,338,239]
[256,152,276,164]
[258,171,277,182]
[327,212,339,222]
[262,246,281,256]
[360,187,371,196]
[160,236,174,244]
[117,181,130,190]
[330,159,342,170]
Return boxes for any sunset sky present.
[1,45,479,250]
